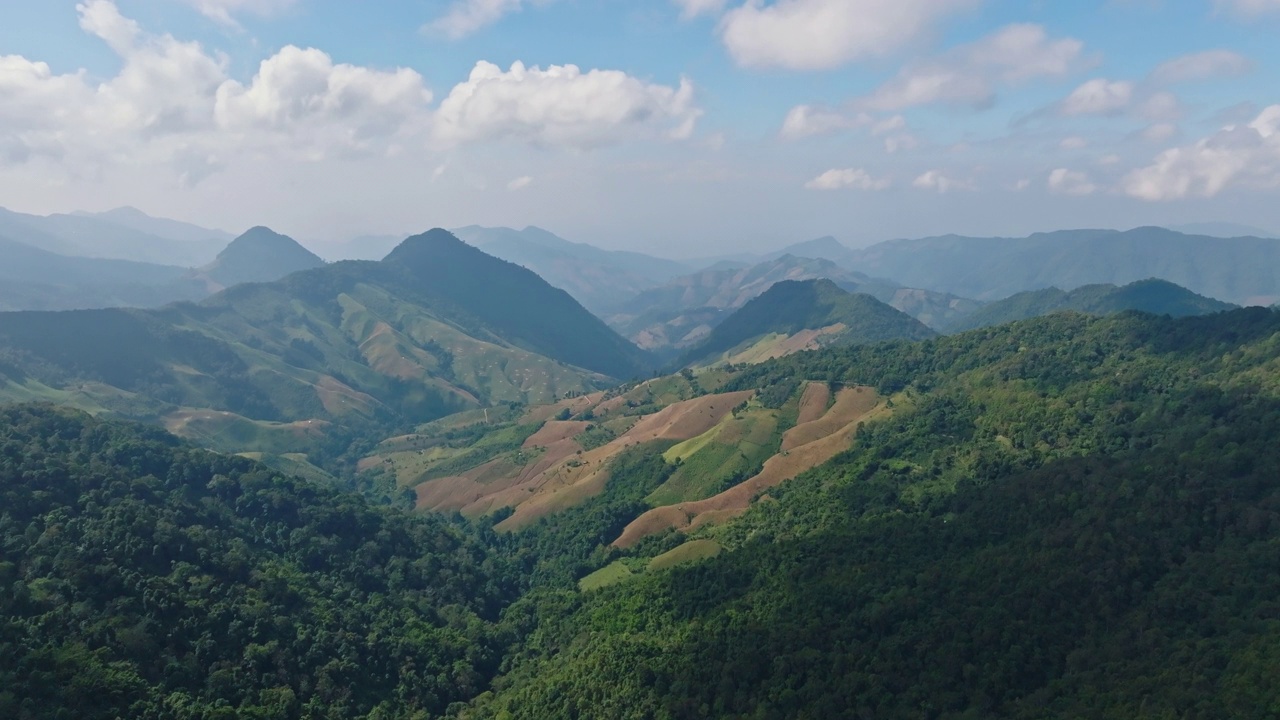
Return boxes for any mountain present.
[765,235,860,267]
[847,226,1280,305]
[0,229,653,464]
[680,279,936,366]
[609,255,976,356]
[0,234,208,311]
[0,206,225,267]
[194,226,326,289]
[445,307,1280,718]
[73,206,235,244]
[944,278,1237,332]
[1170,221,1276,239]
[0,405,513,719]
[451,226,692,313]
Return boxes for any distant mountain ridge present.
[0,229,652,462]
[451,225,692,314]
[0,234,207,311]
[943,278,1237,332]
[680,279,936,367]
[610,255,976,357]
[845,226,1280,305]
[0,206,226,267]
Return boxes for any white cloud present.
[1047,168,1096,196]
[507,175,533,190]
[779,105,869,139]
[215,46,433,149]
[804,168,890,190]
[1140,123,1179,144]
[912,169,973,193]
[1059,136,1089,150]
[860,24,1083,111]
[180,0,298,26]
[1212,0,1280,16]
[433,61,701,149]
[0,1,436,183]
[674,0,728,18]
[427,0,525,39]
[719,0,977,71]
[1060,79,1134,116]
[1122,105,1280,201]
[1149,50,1251,85]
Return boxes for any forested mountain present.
[458,307,1280,718]
[943,278,1237,332]
[0,235,208,311]
[680,279,936,366]
[0,229,652,469]
[0,405,514,719]
[5,303,1280,717]
[609,255,975,356]
[0,206,225,267]
[451,226,691,314]
[193,227,326,289]
[848,226,1280,305]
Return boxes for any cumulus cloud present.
[1047,168,1096,196]
[1149,50,1251,85]
[180,0,298,26]
[912,169,973,193]
[860,24,1083,111]
[804,168,891,190]
[779,105,870,139]
[1059,78,1135,116]
[1,2,431,184]
[719,0,977,71]
[215,46,433,147]
[507,175,533,190]
[1212,0,1280,16]
[433,61,701,149]
[674,0,728,18]
[426,0,526,39]
[1122,105,1280,201]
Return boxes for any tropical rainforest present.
[4,281,1280,716]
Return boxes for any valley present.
[1,212,1278,719]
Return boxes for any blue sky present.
[1,0,1279,257]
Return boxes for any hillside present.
[452,226,691,313]
[848,226,1280,305]
[945,278,1237,332]
[609,255,975,355]
[0,229,652,467]
[194,226,327,289]
[457,307,1280,718]
[680,279,936,366]
[0,405,513,719]
[0,234,208,311]
[0,206,224,267]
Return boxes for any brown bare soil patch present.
[782,385,879,451]
[521,392,606,424]
[794,382,831,426]
[523,420,590,448]
[493,390,755,530]
[614,387,884,548]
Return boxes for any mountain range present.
[943,278,1238,332]
[0,229,651,464]
[451,225,693,314]
[679,279,936,367]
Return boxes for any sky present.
[1,0,1279,257]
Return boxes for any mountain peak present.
[198,227,324,288]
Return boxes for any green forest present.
[5,307,1280,717]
